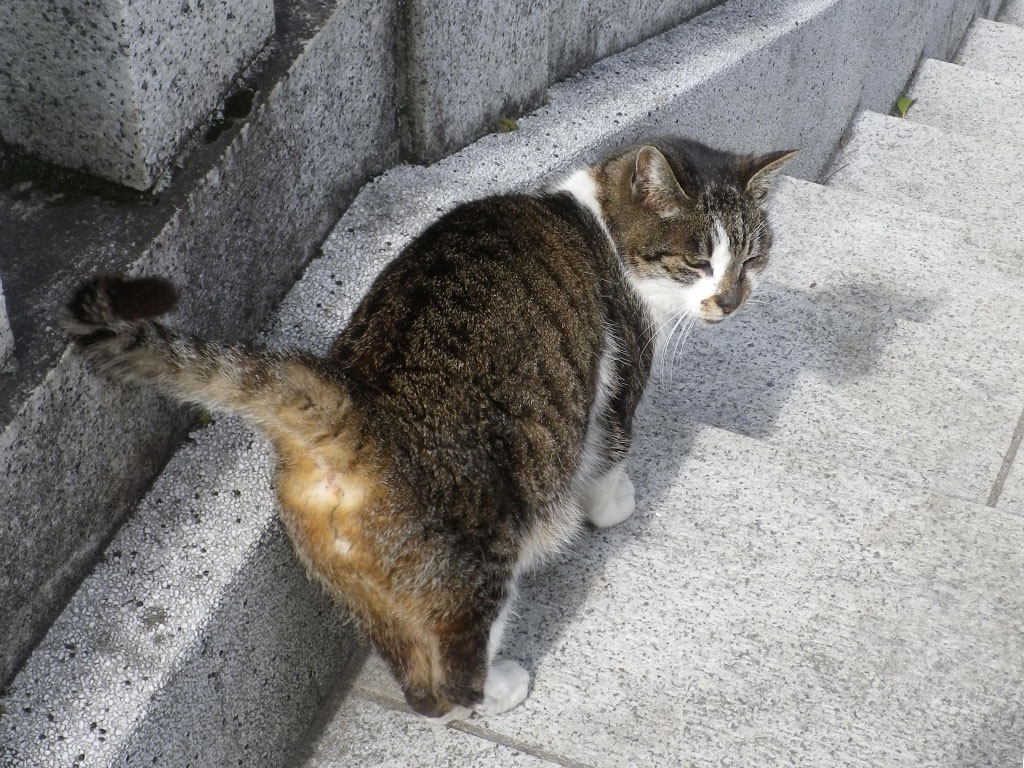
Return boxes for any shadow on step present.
[510,279,936,675]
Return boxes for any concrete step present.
[659,176,1024,505]
[996,434,1024,510]
[999,0,1024,26]
[0,0,401,689]
[297,171,1024,764]
[957,17,1024,78]
[825,109,1024,230]
[302,422,1024,767]
[2,0,1012,765]
[0,1,937,765]
[904,57,1024,144]
[299,694,562,767]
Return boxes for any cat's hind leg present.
[369,596,529,719]
[581,461,636,528]
[476,589,530,717]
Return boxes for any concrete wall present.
[399,0,725,163]
[0,0,399,690]
[0,0,274,189]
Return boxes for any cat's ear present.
[631,146,690,217]
[741,149,799,202]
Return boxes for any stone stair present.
[3,1,1020,767]
[297,10,1024,768]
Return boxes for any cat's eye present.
[642,250,672,262]
[683,253,710,270]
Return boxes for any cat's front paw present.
[475,659,531,717]
[583,464,636,528]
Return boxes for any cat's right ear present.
[741,149,799,202]
[631,146,690,218]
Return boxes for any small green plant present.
[497,117,519,133]
[896,96,915,118]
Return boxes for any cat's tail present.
[65,275,351,445]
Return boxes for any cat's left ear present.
[741,149,799,202]
[631,146,691,218]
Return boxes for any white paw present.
[428,705,473,724]
[475,659,531,717]
[584,465,636,528]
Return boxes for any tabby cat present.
[65,137,795,719]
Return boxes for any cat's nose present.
[715,291,741,313]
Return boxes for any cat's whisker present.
[667,315,697,373]
[641,309,686,366]
[656,311,688,381]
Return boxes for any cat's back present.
[332,192,613,392]
[328,191,617,515]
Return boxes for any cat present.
[64,137,796,720]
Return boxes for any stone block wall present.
[0,0,274,189]
[400,0,726,163]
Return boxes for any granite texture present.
[998,0,1024,25]
[996,438,1024,513]
[546,0,722,81]
[855,0,1002,115]
[298,695,560,768]
[925,0,1004,60]
[907,57,1024,144]
[826,110,1024,231]
[398,0,550,163]
[0,418,357,768]
[0,0,274,189]
[957,16,1024,79]
[348,425,1024,767]
[2,0,1009,763]
[399,0,728,164]
[0,0,399,692]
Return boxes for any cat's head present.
[596,138,797,324]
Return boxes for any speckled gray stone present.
[0,275,11,370]
[546,0,721,81]
[399,0,986,165]
[399,0,549,163]
[997,446,1024,513]
[351,425,1024,768]
[299,696,560,768]
[827,110,1024,230]
[0,0,274,189]
[855,0,1001,115]
[957,17,1024,79]
[0,418,357,768]
[675,177,1024,503]
[0,0,399,695]
[998,0,1024,26]
[906,57,1024,144]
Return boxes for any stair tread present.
[958,16,1024,79]
[827,110,1024,227]
[306,425,1024,767]
[906,57,1024,144]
